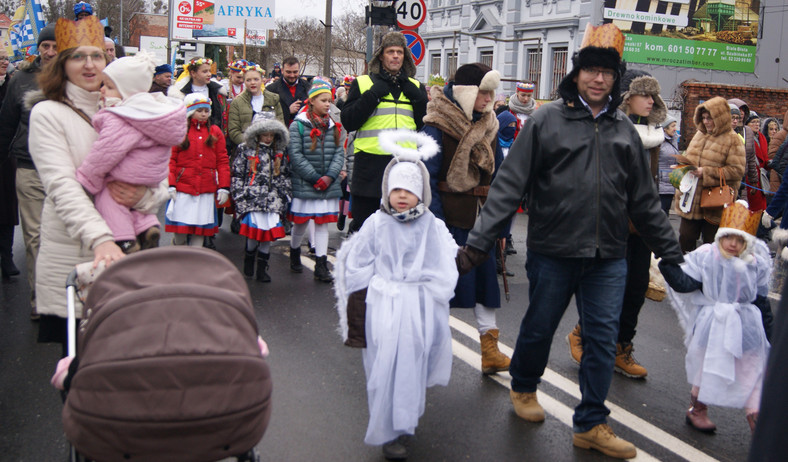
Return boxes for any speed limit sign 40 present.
[395,0,426,30]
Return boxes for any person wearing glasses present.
[26,17,169,354]
[455,24,683,459]
[0,23,58,319]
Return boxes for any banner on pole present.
[9,0,46,62]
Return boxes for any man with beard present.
[341,31,428,232]
[266,56,310,126]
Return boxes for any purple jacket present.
[76,93,187,194]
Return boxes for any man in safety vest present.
[341,31,428,232]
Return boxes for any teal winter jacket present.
[288,112,345,200]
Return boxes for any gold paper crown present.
[55,16,105,51]
[720,201,761,236]
[580,23,625,59]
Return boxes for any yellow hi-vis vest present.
[354,75,420,155]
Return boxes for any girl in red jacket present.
[165,93,231,246]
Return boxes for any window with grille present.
[431,53,441,76]
[550,46,568,98]
[480,49,494,68]
[526,48,541,96]
[447,51,458,77]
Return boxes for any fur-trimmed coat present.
[674,96,746,224]
[422,85,500,229]
[231,118,291,216]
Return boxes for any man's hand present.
[368,75,389,99]
[107,181,146,208]
[456,245,489,275]
[289,99,303,115]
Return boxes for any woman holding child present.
[27,17,169,350]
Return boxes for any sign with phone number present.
[623,34,755,73]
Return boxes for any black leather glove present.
[400,78,422,102]
[456,245,490,276]
[368,74,390,99]
[658,260,702,293]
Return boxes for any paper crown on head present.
[516,82,534,93]
[308,77,332,99]
[55,16,104,51]
[580,23,625,59]
[719,200,761,236]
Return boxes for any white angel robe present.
[667,239,771,409]
[335,209,459,445]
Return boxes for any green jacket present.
[227,89,284,148]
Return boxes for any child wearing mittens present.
[166,93,231,246]
[287,77,345,282]
[231,118,291,282]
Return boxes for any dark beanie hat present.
[38,23,56,46]
[154,64,173,75]
[454,63,492,87]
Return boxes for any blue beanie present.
[154,64,173,76]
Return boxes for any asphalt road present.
[0,211,769,462]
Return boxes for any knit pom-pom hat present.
[184,93,211,118]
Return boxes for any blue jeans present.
[511,250,627,433]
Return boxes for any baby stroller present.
[62,247,272,462]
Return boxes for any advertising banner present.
[171,0,275,42]
[603,0,758,73]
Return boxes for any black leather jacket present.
[466,97,683,264]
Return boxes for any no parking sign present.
[402,30,425,66]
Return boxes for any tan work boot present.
[566,324,583,364]
[510,390,545,422]
[614,342,648,378]
[573,423,637,459]
[480,328,510,374]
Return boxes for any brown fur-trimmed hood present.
[620,75,667,126]
[694,96,733,137]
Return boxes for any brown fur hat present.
[694,96,733,137]
[620,71,667,126]
[368,31,416,77]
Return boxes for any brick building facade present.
[679,82,788,150]
[128,13,168,48]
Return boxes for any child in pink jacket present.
[76,51,187,253]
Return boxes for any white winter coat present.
[28,82,168,318]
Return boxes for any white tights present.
[173,233,204,247]
[474,303,498,334]
[291,221,328,256]
[246,239,271,254]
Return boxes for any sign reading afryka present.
[395,0,426,30]
[171,0,276,41]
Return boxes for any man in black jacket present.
[0,23,57,320]
[265,56,310,126]
[340,31,428,232]
[458,24,683,460]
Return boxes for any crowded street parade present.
[1,0,787,460]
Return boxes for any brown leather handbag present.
[700,167,736,209]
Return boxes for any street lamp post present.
[323,0,333,77]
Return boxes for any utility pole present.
[323,0,333,77]
[119,0,123,46]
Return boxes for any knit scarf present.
[307,110,330,141]
[423,86,498,192]
[388,202,427,222]
[508,93,536,116]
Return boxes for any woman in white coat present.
[28,17,168,352]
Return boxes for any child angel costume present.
[666,222,771,409]
[334,131,459,445]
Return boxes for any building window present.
[480,49,494,68]
[431,53,441,76]
[550,46,568,98]
[447,50,458,77]
[526,48,541,96]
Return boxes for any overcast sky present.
[276,0,364,21]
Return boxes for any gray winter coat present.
[231,118,291,215]
[658,132,680,195]
[288,112,344,200]
[0,58,42,168]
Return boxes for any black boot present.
[0,225,19,278]
[290,247,303,273]
[243,250,256,277]
[203,235,216,250]
[505,235,517,255]
[314,255,333,282]
[256,252,271,282]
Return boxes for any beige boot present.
[480,328,510,375]
[573,423,637,459]
[566,324,583,364]
[510,390,545,422]
[614,342,648,378]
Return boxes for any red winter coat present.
[169,119,230,195]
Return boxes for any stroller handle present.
[66,268,79,289]
[66,269,79,358]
